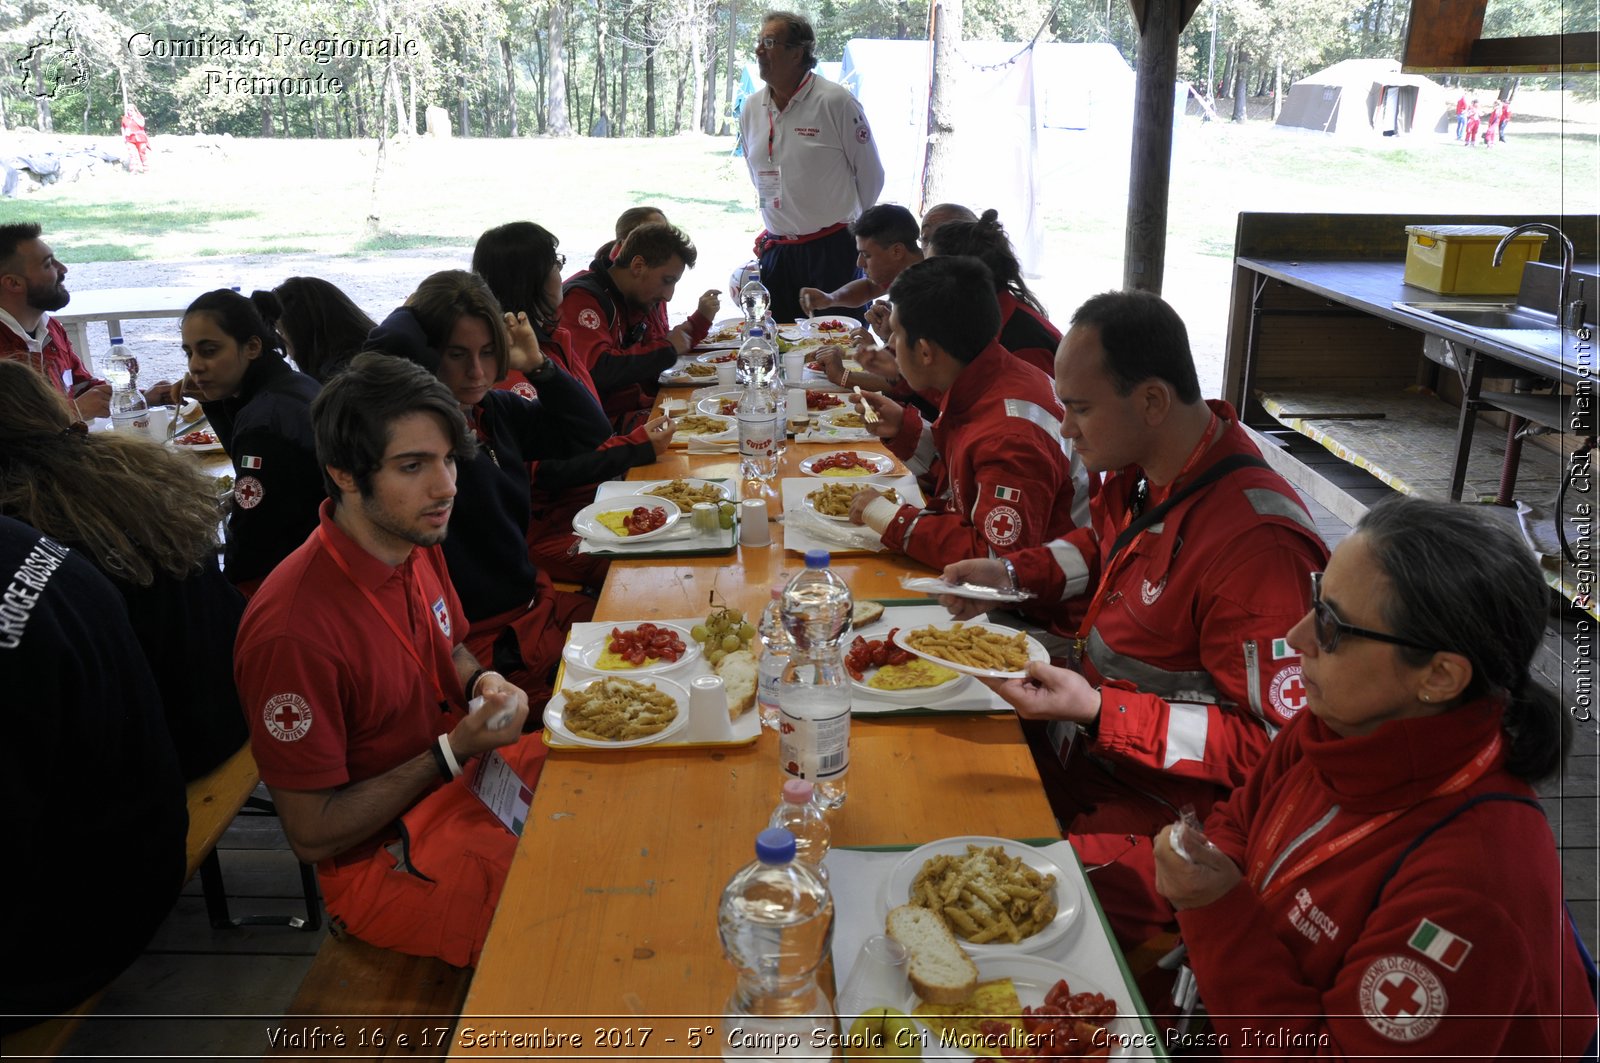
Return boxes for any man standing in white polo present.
[739,10,884,323]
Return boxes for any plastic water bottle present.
[769,780,831,881]
[104,337,149,433]
[778,550,853,810]
[738,381,782,486]
[757,587,793,731]
[718,828,835,1060]
[739,269,771,324]
[737,327,778,390]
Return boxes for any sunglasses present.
[1309,573,1438,654]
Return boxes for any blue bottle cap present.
[109,337,124,345]
[804,549,830,569]
[756,827,797,863]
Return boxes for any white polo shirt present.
[741,73,885,238]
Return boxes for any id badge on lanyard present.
[757,167,782,211]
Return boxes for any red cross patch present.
[512,381,537,400]
[1269,665,1307,720]
[984,504,1021,547]
[234,475,264,510]
[263,693,313,742]
[578,308,603,331]
[1359,955,1446,1042]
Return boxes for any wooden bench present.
[267,935,472,1059]
[1,744,264,1061]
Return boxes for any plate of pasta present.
[639,478,734,512]
[892,622,1048,680]
[880,836,1081,957]
[543,675,691,748]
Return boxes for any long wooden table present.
[450,422,1061,1059]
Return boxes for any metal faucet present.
[1494,222,1584,331]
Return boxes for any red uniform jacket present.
[559,271,677,431]
[1104,702,1597,1058]
[0,316,103,397]
[1013,403,1329,819]
[995,290,1062,378]
[878,342,1092,586]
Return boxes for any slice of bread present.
[716,650,758,720]
[852,599,885,628]
[886,904,979,1005]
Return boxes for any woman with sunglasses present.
[1111,497,1591,1055]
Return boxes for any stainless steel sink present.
[1394,301,1560,331]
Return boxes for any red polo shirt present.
[235,500,469,792]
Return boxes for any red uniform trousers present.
[463,577,595,708]
[317,734,547,968]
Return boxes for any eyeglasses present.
[754,35,798,51]
[554,253,567,269]
[1308,573,1438,654]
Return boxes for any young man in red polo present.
[234,353,537,967]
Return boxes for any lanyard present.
[1074,412,1220,646]
[767,73,813,162]
[316,525,453,709]
[1249,731,1503,904]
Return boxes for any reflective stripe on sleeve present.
[1048,540,1091,599]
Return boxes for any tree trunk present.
[673,62,686,134]
[1230,53,1248,122]
[1123,0,1182,293]
[619,9,631,137]
[702,32,719,133]
[1218,43,1235,98]
[689,16,707,135]
[547,3,571,135]
[406,69,418,135]
[922,0,961,210]
[1499,76,1518,101]
[502,38,518,136]
[721,0,738,134]
[593,17,607,136]
[1272,59,1283,120]
[645,5,658,136]
[31,49,53,131]
[260,101,273,137]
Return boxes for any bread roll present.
[852,600,885,628]
[716,650,758,720]
[886,904,979,1005]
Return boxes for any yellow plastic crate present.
[1403,224,1548,295]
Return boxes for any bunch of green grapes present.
[691,605,757,666]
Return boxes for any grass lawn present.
[2,87,1594,389]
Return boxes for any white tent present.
[1275,59,1449,137]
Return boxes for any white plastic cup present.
[144,406,175,442]
[786,387,807,419]
[686,675,734,742]
[783,350,806,381]
[716,362,737,387]
[738,498,771,546]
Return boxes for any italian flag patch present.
[239,455,263,470]
[1272,638,1297,660]
[994,485,1021,501]
[1408,918,1471,971]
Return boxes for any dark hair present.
[404,270,512,382]
[927,209,1046,316]
[614,206,667,242]
[762,10,817,68]
[1068,289,1201,405]
[615,222,698,270]
[852,204,920,250]
[252,277,375,384]
[886,257,1001,365]
[0,222,43,269]
[183,289,285,357]
[1357,496,1568,781]
[473,222,563,331]
[311,352,474,501]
